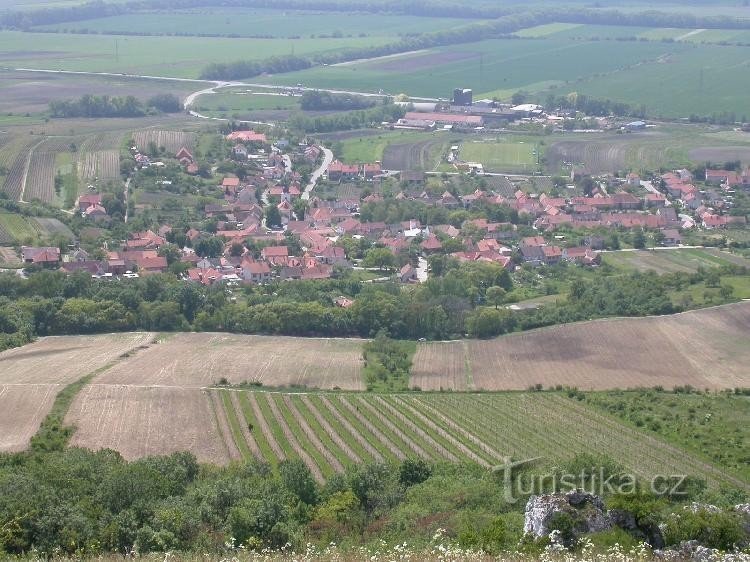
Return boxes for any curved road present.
[303,147,333,201]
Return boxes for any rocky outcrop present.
[656,540,750,562]
[523,490,664,548]
[523,490,612,543]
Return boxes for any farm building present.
[21,246,60,266]
[453,88,473,106]
[328,160,359,181]
[226,131,267,143]
[403,112,483,129]
[624,121,646,131]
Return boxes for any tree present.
[363,247,395,270]
[194,236,224,258]
[511,91,528,105]
[279,459,318,506]
[632,229,646,249]
[486,286,507,309]
[398,458,431,487]
[147,93,181,113]
[266,205,282,229]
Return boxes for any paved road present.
[303,146,333,201]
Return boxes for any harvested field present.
[0,332,154,453]
[688,146,750,164]
[411,302,750,392]
[383,139,445,171]
[94,332,364,390]
[132,130,196,153]
[66,385,230,464]
[369,50,478,72]
[0,385,58,452]
[199,390,746,489]
[0,72,198,114]
[0,332,155,385]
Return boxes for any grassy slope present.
[585,390,750,482]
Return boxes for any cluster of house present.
[327,160,382,182]
[26,124,748,289]
[662,168,749,229]
[77,193,108,221]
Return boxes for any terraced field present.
[204,390,747,489]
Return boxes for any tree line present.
[49,93,181,118]
[287,104,405,133]
[300,91,377,111]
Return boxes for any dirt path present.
[264,394,324,483]
[319,396,382,462]
[284,395,344,473]
[355,397,430,459]
[19,138,46,203]
[371,396,457,461]
[301,395,361,464]
[391,396,491,466]
[208,390,241,462]
[230,392,262,460]
[338,396,405,460]
[247,393,286,462]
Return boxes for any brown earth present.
[382,138,444,171]
[411,302,750,391]
[688,146,750,164]
[93,332,364,390]
[0,71,197,114]
[66,385,230,464]
[0,332,155,452]
[369,51,478,72]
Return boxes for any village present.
[14,92,750,290]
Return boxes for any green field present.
[515,22,750,44]
[31,8,474,38]
[267,37,679,100]
[603,248,750,274]
[259,34,750,118]
[0,212,40,243]
[586,390,750,481]
[213,389,747,489]
[336,130,433,163]
[194,90,301,116]
[459,139,539,173]
[0,31,392,78]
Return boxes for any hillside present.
[411,301,750,391]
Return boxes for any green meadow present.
[0,31,392,78]
[31,8,474,38]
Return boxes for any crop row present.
[211,390,746,490]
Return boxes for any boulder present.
[523,490,612,541]
[523,490,664,548]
